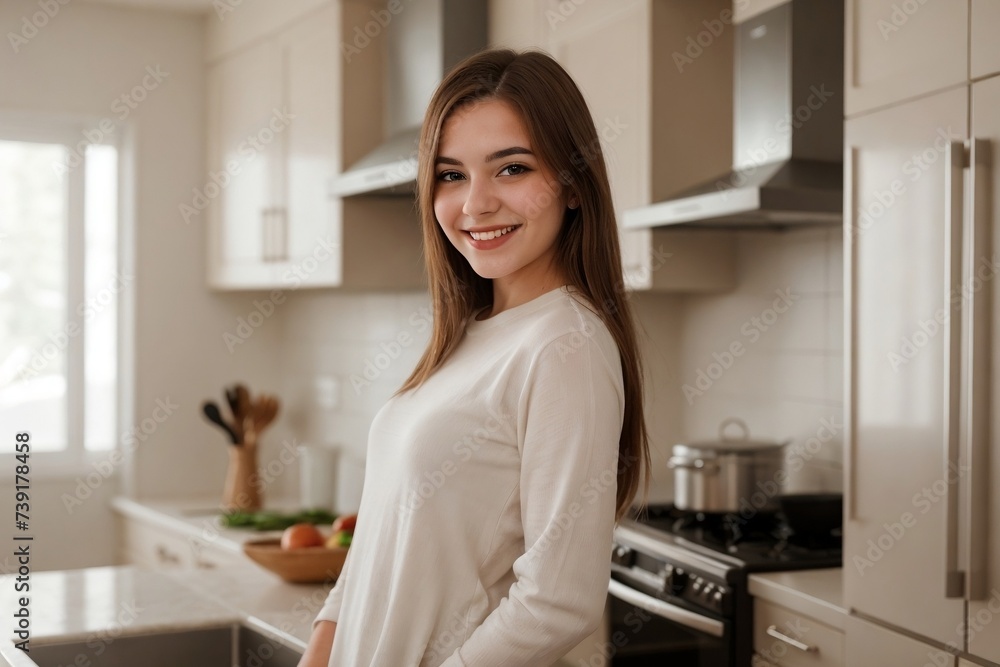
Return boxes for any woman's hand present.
[297,620,336,667]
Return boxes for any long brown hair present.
[399,49,649,522]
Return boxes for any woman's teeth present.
[469,226,517,241]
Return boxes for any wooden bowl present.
[242,539,348,584]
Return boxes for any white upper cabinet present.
[205,1,424,291]
[971,0,1000,79]
[844,0,968,116]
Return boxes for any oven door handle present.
[608,578,725,638]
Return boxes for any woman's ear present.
[567,194,580,210]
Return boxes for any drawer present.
[754,599,844,667]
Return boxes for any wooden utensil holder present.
[222,445,262,511]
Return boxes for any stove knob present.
[665,568,688,597]
[701,583,715,599]
[611,544,634,567]
[713,590,725,610]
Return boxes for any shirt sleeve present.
[313,540,355,627]
[438,328,625,667]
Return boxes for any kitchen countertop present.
[0,498,341,667]
[110,496,303,554]
[0,562,332,667]
[748,568,846,630]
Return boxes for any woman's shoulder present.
[527,287,620,358]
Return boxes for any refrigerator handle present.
[966,139,991,601]
[943,141,965,599]
[845,147,859,522]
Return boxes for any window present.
[0,119,121,469]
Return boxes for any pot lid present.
[673,418,789,456]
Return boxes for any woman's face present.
[433,99,574,285]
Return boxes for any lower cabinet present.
[752,599,844,667]
[119,515,242,571]
[844,615,956,667]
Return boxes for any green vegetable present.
[336,531,353,548]
[220,509,337,531]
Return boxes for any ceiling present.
[77,0,217,14]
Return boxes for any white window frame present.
[0,111,135,480]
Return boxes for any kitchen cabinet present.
[843,615,955,667]
[972,0,1000,79]
[206,2,424,290]
[845,50,1000,667]
[752,599,843,667]
[119,513,242,571]
[844,0,968,116]
[541,0,737,292]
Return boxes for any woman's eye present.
[437,171,464,182]
[500,163,529,177]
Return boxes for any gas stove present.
[605,504,842,666]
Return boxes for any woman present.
[298,49,649,667]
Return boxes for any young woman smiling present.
[298,49,650,667]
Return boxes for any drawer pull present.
[765,624,817,653]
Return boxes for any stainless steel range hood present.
[331,0,487,197]
[623,0,844,229]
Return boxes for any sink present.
[28,624,301,667]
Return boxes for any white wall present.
[0,0,288,570]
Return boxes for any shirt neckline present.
[466,285,577,334]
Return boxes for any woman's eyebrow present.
[435,146,534,167]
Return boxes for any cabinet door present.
[207,38,284,288]
[844,86,967,645]
[972,0,1000,79]
[844,616,955,667]
[968,75,1000,665]
[548,0,654,289]
[279,4,341,287]
[844,0,968,116]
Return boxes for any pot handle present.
[719,417,750,442]
[667,458,719,473]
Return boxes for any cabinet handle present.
[278,206,288,262]
[943,141,965,599]
[155,545,180,565]
[765,625,817,653]
[261,208,271,262]
[965,138,991,601]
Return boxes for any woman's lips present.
[465,225,520,250]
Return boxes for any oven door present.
[605,578,733,666]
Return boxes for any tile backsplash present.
[280,225,844,511]
[674,226,844,494]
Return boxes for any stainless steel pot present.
[667,418,789,514]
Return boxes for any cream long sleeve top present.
[314,285,625,667]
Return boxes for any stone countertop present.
[748,568,846,631]
[0,562,334,667]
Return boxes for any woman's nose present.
[461,177,499,218]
